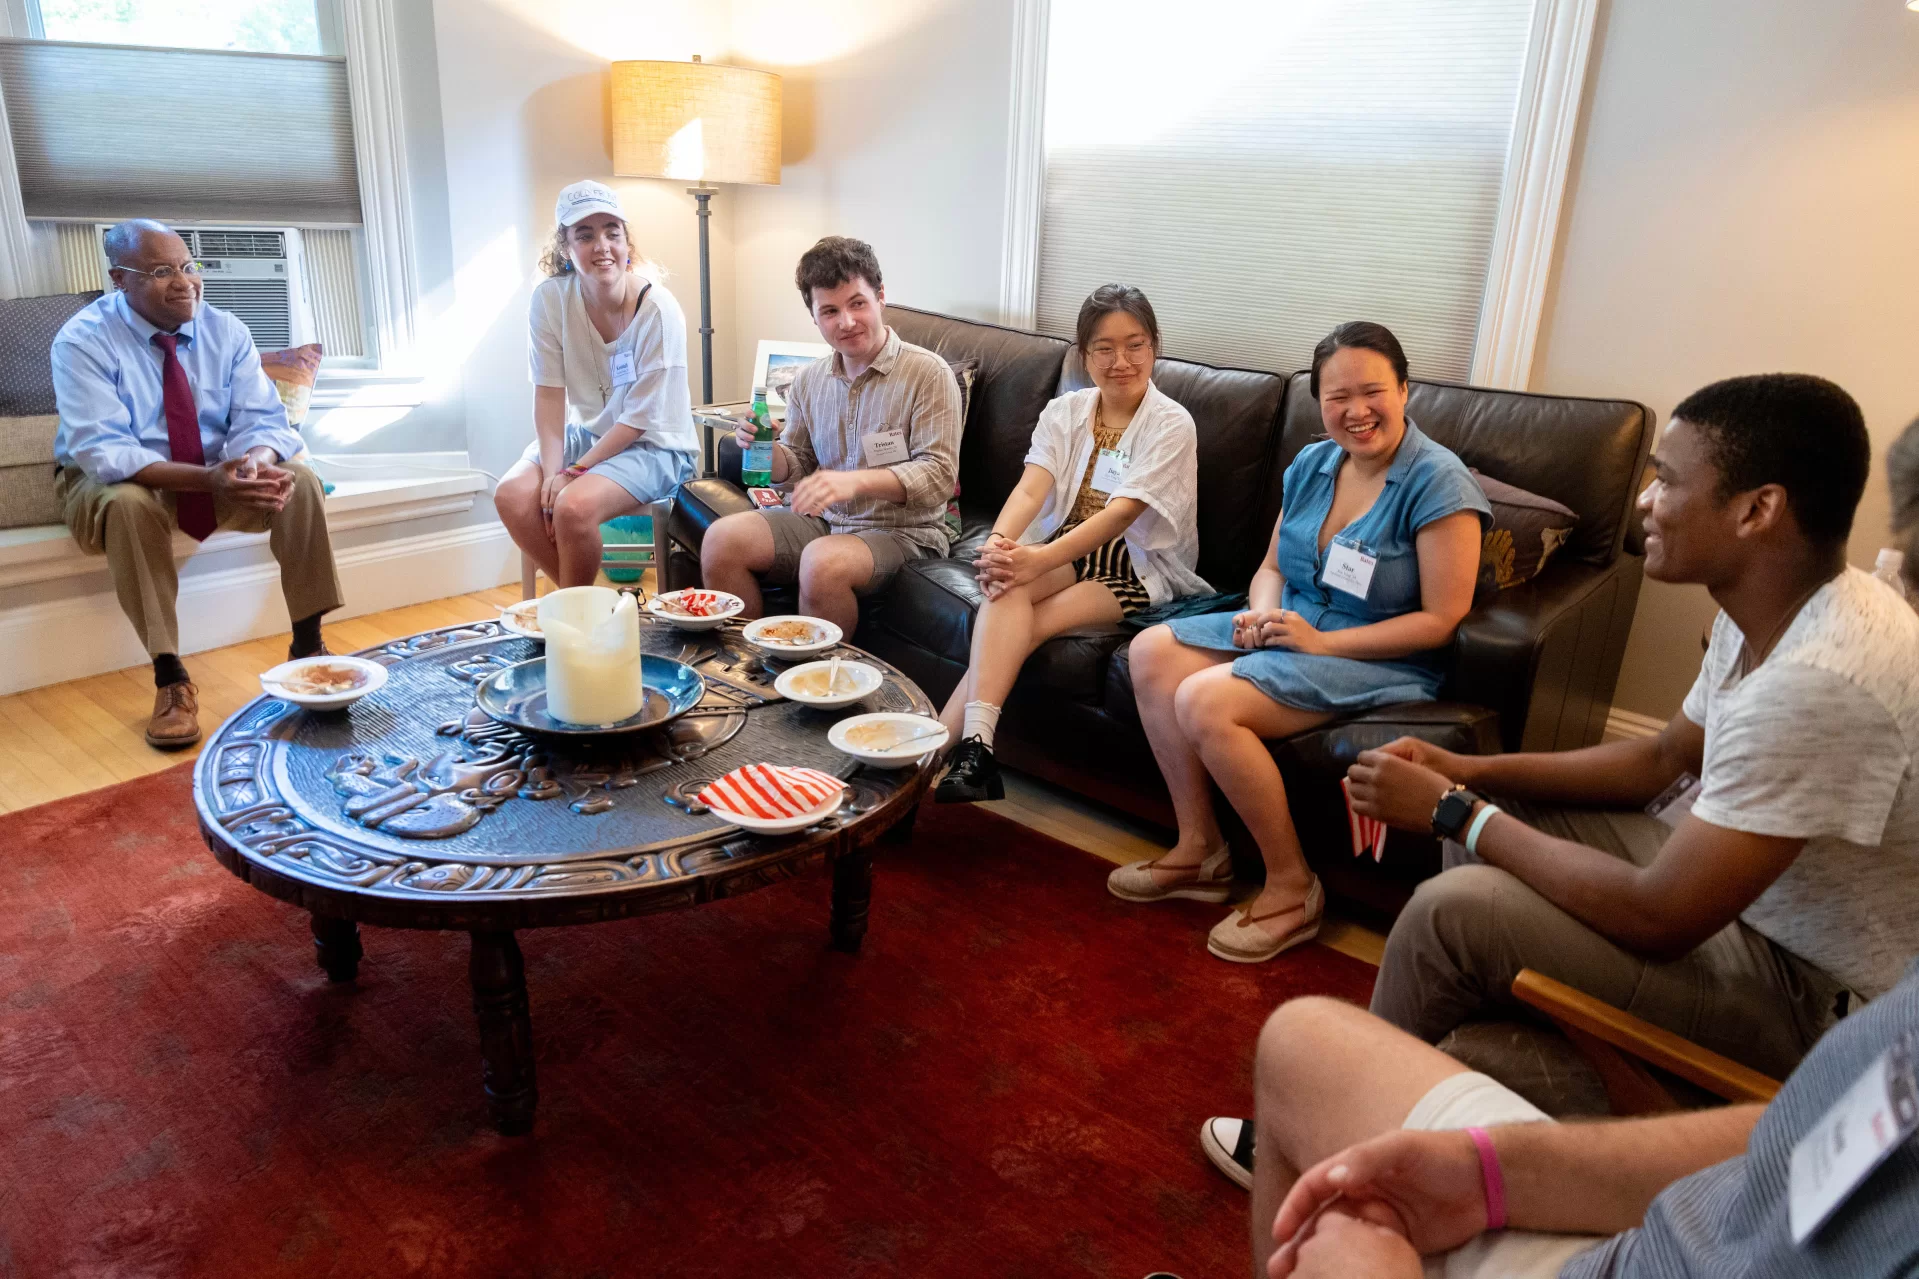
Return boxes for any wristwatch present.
[1430,785,1486,841]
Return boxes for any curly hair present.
[537,218,662,283]
[795,236,882,309]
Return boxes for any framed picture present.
[753,339,832,411]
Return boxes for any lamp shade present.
[611,58,782,186]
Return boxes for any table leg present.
[830,848,873,954]
[468,930,538,1135]
[310,914,362,983]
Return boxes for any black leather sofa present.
[668,306,1654,914]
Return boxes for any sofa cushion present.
[1473,468,1579,592]
[885,305,1068,514]
[0,290,101,417]
[1277,373,1652,567]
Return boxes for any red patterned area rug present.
[0,764,1375,1279]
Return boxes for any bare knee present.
[797,540,866,597]
[1173,669,1243,737]
[702,513,766,571]
[1130,624,1179,684]
[496,471,540,523]
[1256,997,1372,1105]
[551,487,600,540]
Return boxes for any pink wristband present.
[1466,1126,1507,1231]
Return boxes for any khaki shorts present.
[758,508,929,596]
[1405,1072,1604,1279]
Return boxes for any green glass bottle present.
[742,387,774,488]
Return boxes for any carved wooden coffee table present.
[193,617,937,1134]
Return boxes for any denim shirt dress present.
[1163,421,1490,712]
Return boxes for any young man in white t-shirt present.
[1200,374,1919,1194]
[1353,372,1919,1067]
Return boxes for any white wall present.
[1532,0,1919,718]
[726,0,1018,399]
[429,0,740,482]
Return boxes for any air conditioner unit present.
[95,223,316,353]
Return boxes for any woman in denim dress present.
[1109,323,1490,963]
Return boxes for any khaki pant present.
[1369,799,1854,1082]
[57,462,343,659]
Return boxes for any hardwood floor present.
[0,576,1386,966]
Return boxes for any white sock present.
[962,700,1002,749]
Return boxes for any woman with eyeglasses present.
[936,284,1209,803]
[1109,322,1489,964]
[495,180,698,587]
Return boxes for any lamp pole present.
[687,184,716,407]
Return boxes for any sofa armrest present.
[1447,556,1644,753]
[1512,968,1782,1106]
[1273,702,1502,775]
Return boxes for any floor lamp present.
[612,56,782,472]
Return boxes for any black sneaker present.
[935,736,1004,803]
[1200,1116,1254,1190]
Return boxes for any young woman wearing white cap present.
[495,179,698,586]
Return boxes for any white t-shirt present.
[1682,567,1919,998]
[527,272,697,453]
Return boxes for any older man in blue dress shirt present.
[52,219,342,748]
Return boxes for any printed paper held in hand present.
[1341,776,1389,862]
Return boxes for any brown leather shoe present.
[146,681,201,750]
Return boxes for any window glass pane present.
[1038,0,1536,380]
[34,0,326,56]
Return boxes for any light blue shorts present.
[521,424,694,506]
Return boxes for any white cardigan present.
[1017,383,1212,605]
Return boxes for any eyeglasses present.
[116,261,203,282]
[1087,339,1153,368]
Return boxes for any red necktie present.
[151,333,216,541]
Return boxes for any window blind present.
[0,37,361,226]
[1036,0,1535,381]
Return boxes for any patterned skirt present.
[1050,523,1151,617]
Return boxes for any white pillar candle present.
[537,586,645,724]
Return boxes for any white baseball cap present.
[554,180,624,228]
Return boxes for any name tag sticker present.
[610,350,636,387]
[1321,540,1378,600]
[1647,773,1703,829]
[1789,1031,1918,1245]
[862,427,910,466]
[1090,447,1130,494]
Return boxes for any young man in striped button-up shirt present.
[701,236,960,636]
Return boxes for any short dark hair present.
[1309,321,1409,399]
[795,236,882,310]
[1672,373,1869,548]
[1074,284,1160,353]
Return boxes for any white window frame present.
[999,0,1600,392]
[0,0,419,373]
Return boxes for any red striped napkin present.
[1340,777,1389,863]
[697,763,846,822]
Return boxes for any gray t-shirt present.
[1563,959,1919,1278]
[1680,568,1919,1000]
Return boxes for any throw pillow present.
[0,291,104,416]
[0,413,60,529]
[943,356,980,544]
[1471,468,1578,592]
[259,342,324,426]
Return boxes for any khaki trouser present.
[1369,799,1854,1082]
[57,462,344,659]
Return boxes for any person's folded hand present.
[210,458,287,511]
[1274,1211,1424,1279]
[1270,1128,1488,1278]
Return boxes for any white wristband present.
[1465,803,1502,856]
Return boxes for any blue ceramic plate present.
[475,655,705,737]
